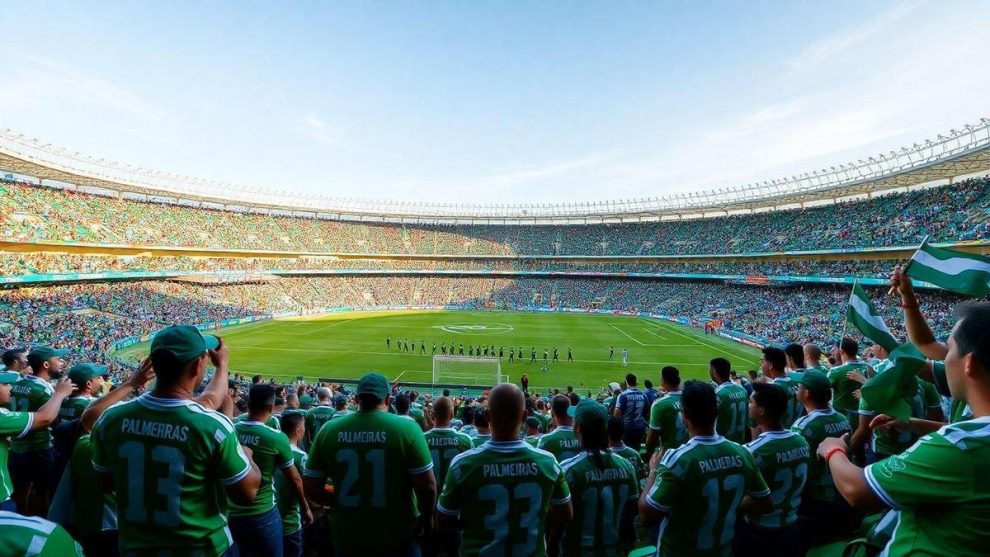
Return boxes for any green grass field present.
[116,310,761,391]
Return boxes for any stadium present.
[2,4,990,557]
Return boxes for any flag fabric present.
[860,343,926,421]
[905,239,990,298]
[847,282,899,352]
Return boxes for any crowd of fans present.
[2,176,987,256]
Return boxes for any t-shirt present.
[649,392,688,452]
[68,433,118,536]
[10,375,54,453]
[424,427,474,488]
[859,376,941,457]
[715,382,749,444]
[610,444,647,481]
[772,375,805,429]
[616,388,648,426]
[537,426,580,462]
[276,445,308,535]
[59,395,94,422]
[525,435,541,447]
[91,394,253,555]
[790,408,851,502]
[230,420,294,517]
[0,511,84,556]
[645,434,770,556]
[304,410,433,555]
[864,416,990,556]
[437,440,571,557]
[305,405,336,442]
[472,433,492,448]
[743,430,810,530]
[828,361,871,417]
[560,451,639,557]
[234,413,279,429]
[0,407,33,503]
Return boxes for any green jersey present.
[59,395,94,422]
[865,416,990,556]
[649,391,688,452]
[560,451,639,557]
[645,434,770,557]
[68,433,117,536]
[304,410,433,555]
[0,407,32,503]
[91,394,253,555]
[230,420,294,516]
[276,445,308,535]
[828,361,870,417]
[790,408,851,502]
[424,427,474,488]
[525,434,541,447]
[234,413,279,429]
[409,406,428,430]
[715,382,748,444]
[859,376,941,457]
[536,425,580,462]
[437,439,571,557]
[472,433,493,448]
[0,511,84,556]
[610,444,647,480]
[772,375,805,429]
[536,412,551,433]
[305,405,336,442]
[10,375,54,453]
[743,430,809,530]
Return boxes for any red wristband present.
[824,447,847,462]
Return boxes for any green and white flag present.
[860,343,926,422]
[847,282,899,352]
[906,239,990,298]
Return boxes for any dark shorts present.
[9,447,55,491]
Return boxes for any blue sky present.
[1,1,987,204]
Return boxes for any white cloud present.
[302,115,345,147]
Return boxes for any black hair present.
[751,383,787,424]
[681,380,718,430]
[625,373,637,386]
[606,415,624,442]
[251,374,262,384]
[840,337,859,358]
[248,384,277,413]
[953,302,990,369]
[661,366,681,388]
[567,392,580,407]
[644,379,653,389]
[762,347,787,372]
[280,411,305,435]
[579,412,610,470]
[474,406,490,428]
[709,358,732,381]
[784,343,805,369]
[150,349,189,386]
[2,348,26,368]
[442,389,451,397]
[395,394,411,414]
[461,404,476,425]
[551,394,571,419]
[804,382,833,406]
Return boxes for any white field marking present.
[301,319,356,336]
[221,321,282,338]
[432,323,515,335]
[643,318,760,364]
[608,323,690,347]
[608,323,646,346]
[641,328,670,340]
[394,370,409,381]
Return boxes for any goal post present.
[432,355,508,390]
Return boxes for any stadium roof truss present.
[1,119,989,225]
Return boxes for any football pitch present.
[116,310,761,391]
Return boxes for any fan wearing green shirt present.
[59,363,107,422]
[305,387,335,448]
[1,348,29,379]
[817,278,990,557]
[536,395,580,462]
[524,416,543,446]
[802,344,828,373]
[790,370,854,551]
[607,416,647,548]
[91,326,262,557]
[551,399,639,557]
[710,358,749,443]
[645,366,688,458]
[422,396,473,557]
[771,346,806,429]
[0,370,73,513]
[10,345,69,516]
[470,406,493,447]
[277,411,310,557]
[437,383,573,557]
[828,338,871,425]
[230,383,311,557]
[0,510,84,556]
[735,383,810,557]
[639,380,772,557]
[304,372,436,557]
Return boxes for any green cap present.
[525,416,541,429]
[0,371,20,385]
[356,373,389,401]
[333,394,348,405]
[299,395,315,408]
[797,370,831,396]
[571,398,608,425]
[151,325,220,364]
[27,345,70,368]
[68,363,108,384]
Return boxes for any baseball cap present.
[299,395,315,408]
[608,382,621,393]
[151,325,220,364]
[796,370,830,396]
[68,363,108,384]
[27,345,70,368]
[0,371,20,385]
[571,398,608,425]
[356,373,389,401]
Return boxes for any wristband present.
[824,447,847,462]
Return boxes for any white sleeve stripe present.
[646,497,669,512]
[436,503,459,516]
[278,460,296,470]
[16,413,34,440]
[409,462,434,475]
[303,468,325,478]
[549,495,571,505]
[219,465,252,486]
[864,465,901,510]
[91,462,110,473]
[748,489,771,498]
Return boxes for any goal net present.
[432,356,508,389]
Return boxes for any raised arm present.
[81,358,155,433]
[194,339,231,411]
[30,377,75,430]
[890,268,948,360]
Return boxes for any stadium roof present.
[1,119,989,225]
